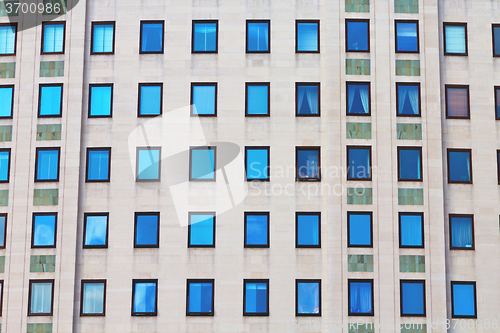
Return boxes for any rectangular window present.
[445,85,469,119]
[296,20,319,53]
[447,149,472,184]
[0,214,6,249]
[347,212,372,247]
[244,279,269,316]
[86,148,111,182]
[296,83,320,116]
[0,280,3,316]
[444,23,467,56]
[35,147,60,182]
[246,20,270,53]
[83,213,108,249]
[498,150,500,184]
[134,212,160,248]
[244,212,270,248]
[132,279,157,316]
[81,280,106,316]
[296,212,321,248]
[296,279,321,316]
[89,84,113,117]
[396,83,420,116]
[0,23,17,55]
[245,147,270,181]
[41,22,65,54]
[140,21,164,54]
[192,20,218,53]
[91,22,115,54]
[0,85,14,118]
[346,82,370,115]
[191,83,217,116]
[348,279,373,316]
[245,83,270,116]
[188,212,215,248]
[449,214,474,250]
[136,147,161,181]
[186,279,214,316]
[451,281,477,318]
[495,87,500,120]
[28,280,54,316]
[189,146,216,181]
[400,280,425,317]
[398,147,422,181]
[138,83,162,116]
[32,213,57,248]
[494,24,500,57]
[296,147,321,181]
[347,146,371,180]
[399,212,424,248]
[38,84,63,117]
[346,19,370,52]
[0,149,10,183]
[395,20,419,53]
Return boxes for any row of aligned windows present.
[20,279,477,318]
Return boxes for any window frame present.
[131,279,158,316]
[135,146,161,182]
[295,20,320,54]
[445,85,470,119]
[90,21,116,55]
[0,280,3,316]
[295,146,321,182]
[28,279,55,316]
[497,149,500,184]
[190,82,218,117]
[80,279,106,317]
[188,212,216,248]
[83,212,109,249]
[295,279,321,317]
[34,147,60,182]
[449,214,475,250]
[345,19,370,53]
[295,82,321,117]
[245,146,270,182]
[0,213,6,250]
[139,20,165,55]
[134,212,160,248]
[246,20,270,54]
[396,82,421,117]
[295,212,321,249]
[191,20,219,54]
[447,148,472,184]
[0,148,11,183]
[347,211,373,248]
[189,146,217,182]
[31,212,57,249]
[245,82,270,117]
[186,278,215,316]
[137,83,163,117]
[38,83,63,118]
[495,86,500,120]
[348,279,374,317]
[0,84,14,119]
[244,212,270,248]
[493,24,500,57]
[400,279,426,317]
[397,146,423,182]
[88,83,113,118]
[398,212,424,249]
[0,23,17,56]
[85,147,112,183]
[443,22,468,56]
[451,281,477,319]
[243,279,269,316]
[394,20,420,54]
[346,145,372,181]
[41,21,66,55]
[346,81,371,116]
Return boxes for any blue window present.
[29,280,54,315]
[0,214,6,248]
[190,147,216,181]
[400,280,425,316]
[38,84,63,117]
[89,84,112,117]
[395,21,419,53]
[296,147,320,181]
[187,279,214,315]
[0,85,14,118]
[0,23,16,55]
[246,83,269,116]
[296,83,320,116]
[347,146,371,180]
[192,21,218,53]
[495,87,500,120]
[188,213,215,247]
[247,21,270,53]
[35,148,60,182]
[138,84,162,116]
[296,280,321,316]
[296,21,319,52]
[83,213,108,248]
[296,213,320,248]
[0,149,10,183]
[132,279,157,316]
[348,279,373,316]
[32,213,57,248]
[140,21,164,54]
[244,213,269,248]
[398,147,422,181]
[81,281,106,316]
[399,213,424,248]
[444,23,467,55]
[450,215,474,249]
[191,83,217,116]
[346,20,369,52]
[244,280,269,316]
[136,147,161,181]
[347,212,372,247]
[245,147,269,181]
[397,83,420,116]
[42,22,65,54]
[86,148,111,182]
[92,22,114,54]
[134,213,159,248]
[494,25,500,57]
[347,82,370,115]
[447,149,472,183]
[451,282,477,318]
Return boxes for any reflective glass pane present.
[450,216,473,248]
[397,85,419,115]
[297,22,318,52]
[135,214,159,246]
[400,214,423,247]
[0,215,6,247]
[192,85,216,115]
[347,83,370,114]
[297,282,320,314]
[139,85,162,116]
[0,25,16,54]
[445,25,466,54]
[0,150,9,181]
[84,215,107,246]
[346,21,369,51]
[297,214,320,246]
[448,151,471,182]
[189,214,214,246]
[452,283,475,317]
[0,87,13,117]
[396,22,418,52]
[348,147,370,179]
[36,150,59,181]
[141,23,163,52]
[90,86,112,117]
[348,214,371,246]
[87,150,110,181]
[191,148,215,180]
[137,149,160,180]
[245,214,268,246]
[30,282,53,314]
[349,281,372,314]
[446,87,468,118]
[193,22,217,52]
[82,282,105,314]
[93,24,114,53]
[245,282,267,314]
[246,148,268,180]
[494,26,500,56]
[40,86,62,116]
[43,24,64,53]
[399,149,421,180]
[297,149,320,180]
[133,282,156,313]
[247,85,269,115]
[401,282,425,315]
[188,281,213,313]
[33,214,56,247]
[297,85,319,115]
[247,22,269,52]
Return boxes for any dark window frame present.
[28,279,55,316]
[497,149,500,184]
[139,20,165,54]
[346,145,372,181]
[137,83,163,117]
[445,85,470,119]
[131,279,158,316]
[397,146,423,182]
[348,278,374,317]
[0,23,17,56]
[400,279,426,317]
[31,212,58,249]
[41,21,66,55]
[245,146,270,182]
[443,22,468,56]
[295,146,321,182]
[80,279,107,316]
[345,19,370,53]
[243,279,269,316]
[447,148,473,184]
[135,146,162,182]
[0,213,6,250]
[295,20,320,54]
[398,212,425,249]
[295,212,321,249]
[88,83,113,118]
[186,278,215,316]
[493,24,500,57]
[0,84,14,119]
[295,82,321,117]
[190,82,218,117]
[0,148,11,183]
[495,86,500,120]
[191,20,219,54]
[451,281,477,319]
[189,146,217,182]
[188,212,216,248]
[347,211,373,248]
[83,212,109,249]
[246,20,271,54]
[244,212,270,248]
[396,82,421,117]
[38,83,63,118]
[449,214,475,250]
[245,82,270,117]
[395,20,420,54]
[346,81,371,116]
[134,212,160,248]
[85,147,112,183]
[90,21,116,55]
[295,279,322,317]
[34,147,60,182]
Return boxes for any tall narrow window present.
[138,83,162,117]
[28,280,54,316]
[86,148,111,182]
[296,147,320,181]
[346,19,369,52]
[0,280,3,316]
[244,212,269,248]
[81,280,106,316]
[188,212,215,248]
[140,21,164,54]
[0,214,6,249]
[296,212,321,248]
[296,279,321,316]
[246,20,270,53]
[89,84,113,117]
[348,279,373,316]
[399,213,424,248]
[347,82,370,115]
[35,147,60,182]
[191,83,217,116]
[493,24,500,57]
[495,87,500,120]
[449,214,474,250]
[245,147,270,181]
[397,147,422,181]
[451,281,477,318]
[395,20,419,53]
[0,85,14,118]
[447,149,472,184]
[0,149,10,183]
[296,20,319,53]
[244,279,269,316]
[41,22,65,54]
[189,146,216,181]
[136,147,161,181]
[445,85,469,119]
[347,212,372,247]
[396,83,420,116]
[134,213,160,248]
[83,213,108,248]
[245,83,270,116]
[186,279,214,316]
[347,146,371,180]
[32,213,57,248]
[400,280,425,317]
[132,279,158,316]
[444,23,467,56]
[296,83,320,116]
[0,23,17,55]
[497,150,500,184]
[91,22,115,54]
[38,84,63,117]
[192,21,218,53]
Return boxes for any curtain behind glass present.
[0,25,15,54]
[93,24,114,53]
[31,282,52,314]
[194,23,217,52]
[451,216,473,248]
[297,150,319,179]
[445,25,466,54]
[297,282,319,314]
[82,282,105,314]
[447,87,468,117]
[350,282,372,314]
[400,215,422,246]
[134,282,156,313]
[297,86,319,115]
[141,23,163,52]
[43,24,64,53]
[248,23,269,52]
[88,150,109,180]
